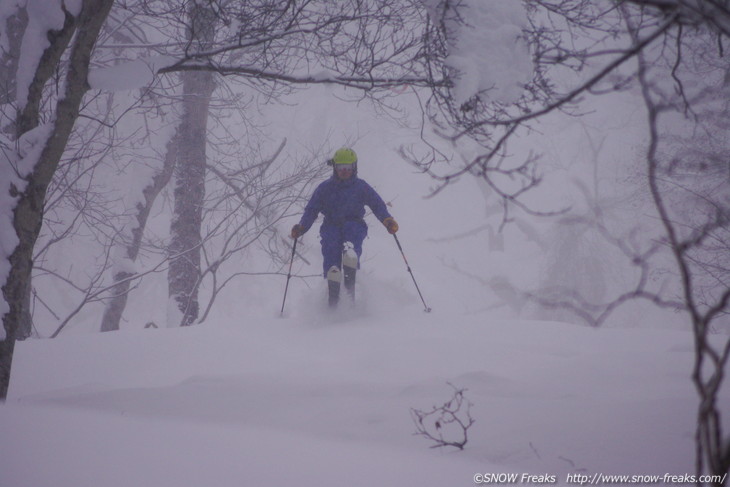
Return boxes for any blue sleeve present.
[362,181,392,222]
[299,184,324,232]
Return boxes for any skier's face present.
[335,164,354,180]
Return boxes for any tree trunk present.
[167,3,217,327]
[167,71,215,327]
[1,0,114,400]
[0,6,27,107]
[100,129,178,332]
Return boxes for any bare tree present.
[196,139,327,323]
[632,26,730,481]
[100,126,178,332]
[0,0,115,399]
[414,1,730,483]
[165,1,217,327]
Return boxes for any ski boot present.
[342,242,358,301]
[327,265,341,308]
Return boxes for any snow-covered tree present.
[0,0,115,399]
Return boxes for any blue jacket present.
[299,175,391,232]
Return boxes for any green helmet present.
[332,148,357,165]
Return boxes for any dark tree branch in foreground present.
[411,383,475,450]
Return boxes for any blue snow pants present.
[319,220,367,277]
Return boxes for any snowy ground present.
[0,282,714,486]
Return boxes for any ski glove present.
[383,217,399,234]
[290,224,305,239]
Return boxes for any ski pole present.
[392,234,432,313]
[280,236,298,315]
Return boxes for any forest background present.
[1,1,729,484]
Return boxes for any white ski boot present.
[326,265,341,307]
[342,241,358,300]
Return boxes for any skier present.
[290,148,399,306]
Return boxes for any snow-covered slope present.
[0,299,706,487]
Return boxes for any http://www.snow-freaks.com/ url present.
[473,472,728,485]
